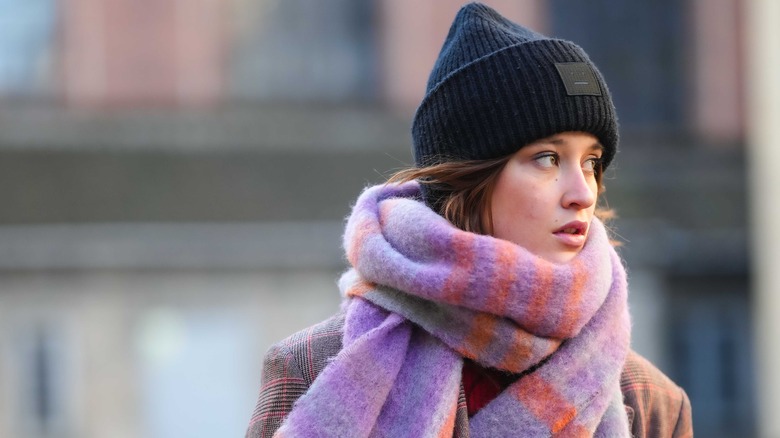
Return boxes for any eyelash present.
[534,153,602,172]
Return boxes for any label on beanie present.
[554,62,602,96]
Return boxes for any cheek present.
[525,191,546,218]
[509,180,547,217]
[492,182,543,226]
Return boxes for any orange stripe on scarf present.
[346,215,380,267]
[557,422,592,437]
[554,258,587,336]
[512,373,577,433]
[461,313,498,357]
[345,280,375,298]
[496,328,532,371]
[489,242,517,313]
[524,259,554,330]
[435,400,458,438]
[441,232,475,303]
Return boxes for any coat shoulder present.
[266,311,346,385]
[621,350,693,438]
[245,312,345,438]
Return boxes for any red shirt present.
[461,359,517,417]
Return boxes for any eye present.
[582,157,602,173]
[534,153,558,168]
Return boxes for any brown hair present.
[387,155,609,236]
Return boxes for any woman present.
[246,3,692,437]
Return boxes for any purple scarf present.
[274,182,631,437]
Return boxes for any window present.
[550,0,687,131]
[668,276,755,437]
[6,320,75,437]
[0,0,57,97]
[228,0,377,103]
[136,309,254,438]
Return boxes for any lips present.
[554,221,587,235]
[553,221,588,248]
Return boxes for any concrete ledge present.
[616,219,748,275]
[0,221,346,271]
[0,105,411,152]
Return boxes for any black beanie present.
[412,2,618,171]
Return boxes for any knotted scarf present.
[274,182,631,437]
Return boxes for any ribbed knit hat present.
[412,2,618,169]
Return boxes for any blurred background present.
[0,0,773,437]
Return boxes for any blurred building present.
[0,0,753,437]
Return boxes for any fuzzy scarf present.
[274,182,631,437]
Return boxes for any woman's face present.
[490,132,602,263]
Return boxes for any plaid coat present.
[246,312,693,438]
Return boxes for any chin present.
[539,250,578,264]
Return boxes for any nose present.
[560,165,597,210]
